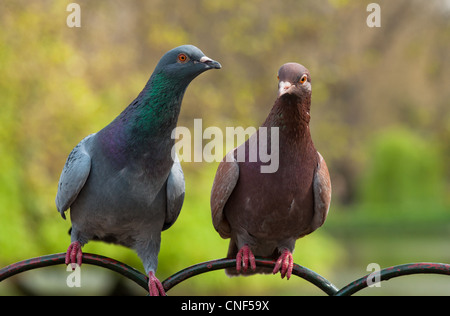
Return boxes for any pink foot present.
[273,249,294,280]
[236,244,256,273]
[65,241,82,270]
[148,271,166,296]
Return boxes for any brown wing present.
[210,151,239,239]
[310,152,332,231]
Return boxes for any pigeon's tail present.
[224,241,275,277]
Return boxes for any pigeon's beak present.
[278,81,292,96]
[200,56,222,69]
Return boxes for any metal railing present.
[1,253,449,295]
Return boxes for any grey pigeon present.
[56,45,221,296]
[211,63,331,280]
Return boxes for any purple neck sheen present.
[97,72,187,168]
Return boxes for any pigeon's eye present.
[177,53,189,63]
[299,74,308,84]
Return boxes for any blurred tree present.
[357,128,446,216]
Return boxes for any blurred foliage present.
[358,128,446,215]
[0,0,449,295]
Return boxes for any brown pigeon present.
[210,63,331,279]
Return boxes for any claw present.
[236,244,256,273]
[273,249,293,280]
[65,241,83,270]
[148,271,166,296]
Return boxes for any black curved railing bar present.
[0,253,149,291]
[1,253,449,296]
[334,262,450,296]
[0,253,338,295]
[162,257,339,295]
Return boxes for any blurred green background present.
[1,0,449,295]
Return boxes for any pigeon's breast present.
[70,149,170,243]
[225,142,317,243]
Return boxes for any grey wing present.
[210,150,239,239]
[310,152,332,231]
[55,134,94,219]
[163,156,185,231]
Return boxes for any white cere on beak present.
[200,56,213,63]
[278,81,292,96]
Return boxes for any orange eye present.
[299,74,308,84]
[178,53,188,63]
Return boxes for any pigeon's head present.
[277,63,311,99]
[154,45,221,83]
